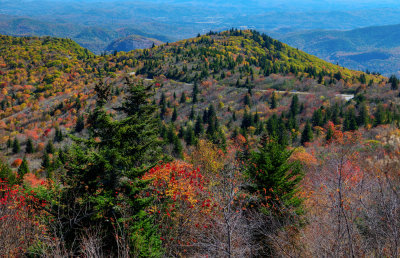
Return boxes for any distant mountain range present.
[0,14,169,54]
[2,1,400,75]
[278,24,400,76]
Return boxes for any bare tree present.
[193,161,253,257]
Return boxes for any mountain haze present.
[279,23,400,76]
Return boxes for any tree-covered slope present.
[128,29,380,85]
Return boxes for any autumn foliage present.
[0,179,49,256]
[143,161,216,255]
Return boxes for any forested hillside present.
[1,30,400,257]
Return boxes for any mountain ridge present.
[279,23,400,76]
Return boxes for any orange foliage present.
[291,147,317,166]
[11,159,22,168]
[24,173,46,187]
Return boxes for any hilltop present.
[129,29,381,85]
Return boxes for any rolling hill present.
[0,14,171,54]
[105,35,163,53]
[279,23,400,76]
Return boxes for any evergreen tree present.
[300,121,313,145]
[326,124,334,142]
[207,104,216,122]
[192,82,199,103]
[17,157,29,184]
[266,114,279,137]
[357,104,369,126]
[194,115,204,136]
[0,159,15,184]
[75,115,85,132]
[343,107,358,131]
[312,108,324,127]
[241,109,253,129]
[374,104,386,126]
[172,106,178,122]
[45,140,55,154]
[54,127,64,142]
[26,138,34,154]
[389,75,399,90]
[6,138,12,149]
[330,103,341,124]
[59,78,164,256]
[185,126,195,146]
[244,94,252,107]
[246,137,304,254]
[203,109,209,124]
[277,117,289,146]
[189,106,195,120]
[246,137,304,211]
[12,138,20,154]
[41,152,50,169]
[270,91,277,109]
[173,136,184,159]
[290,95,299,116]
[180,92,186,103]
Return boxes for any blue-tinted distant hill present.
[278,24,400,76]
[0,14,173,53]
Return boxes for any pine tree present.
[60,78,164,256]
[301,121,313,145]
[45,140,55,154]
[244,94,251,107]
[343,107,358,131]
[389,75,399,90]
[246,137,304,211]
[26,138,34,154]
[192,82,199,103]
[54,127,64,142]
[173,136,183,158]
[6,138,12,149]
[75,115,85,132]
[0,159,15,184]
[312,108,324,127]
[180,92,186,103]
[12,138,20,154]
[17,157,29,184]
[357,104,369,126]
[270,91,277,109]
[172,106,178,122]
[374,104,386,126]
[246,137,304,254]
[185,125,195,146]
[194,115,204,136]
[189,106,195,120]
[326,123,334,142]
[241,109,253,129]
[290,95,299,116]
[41,152,50,169]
